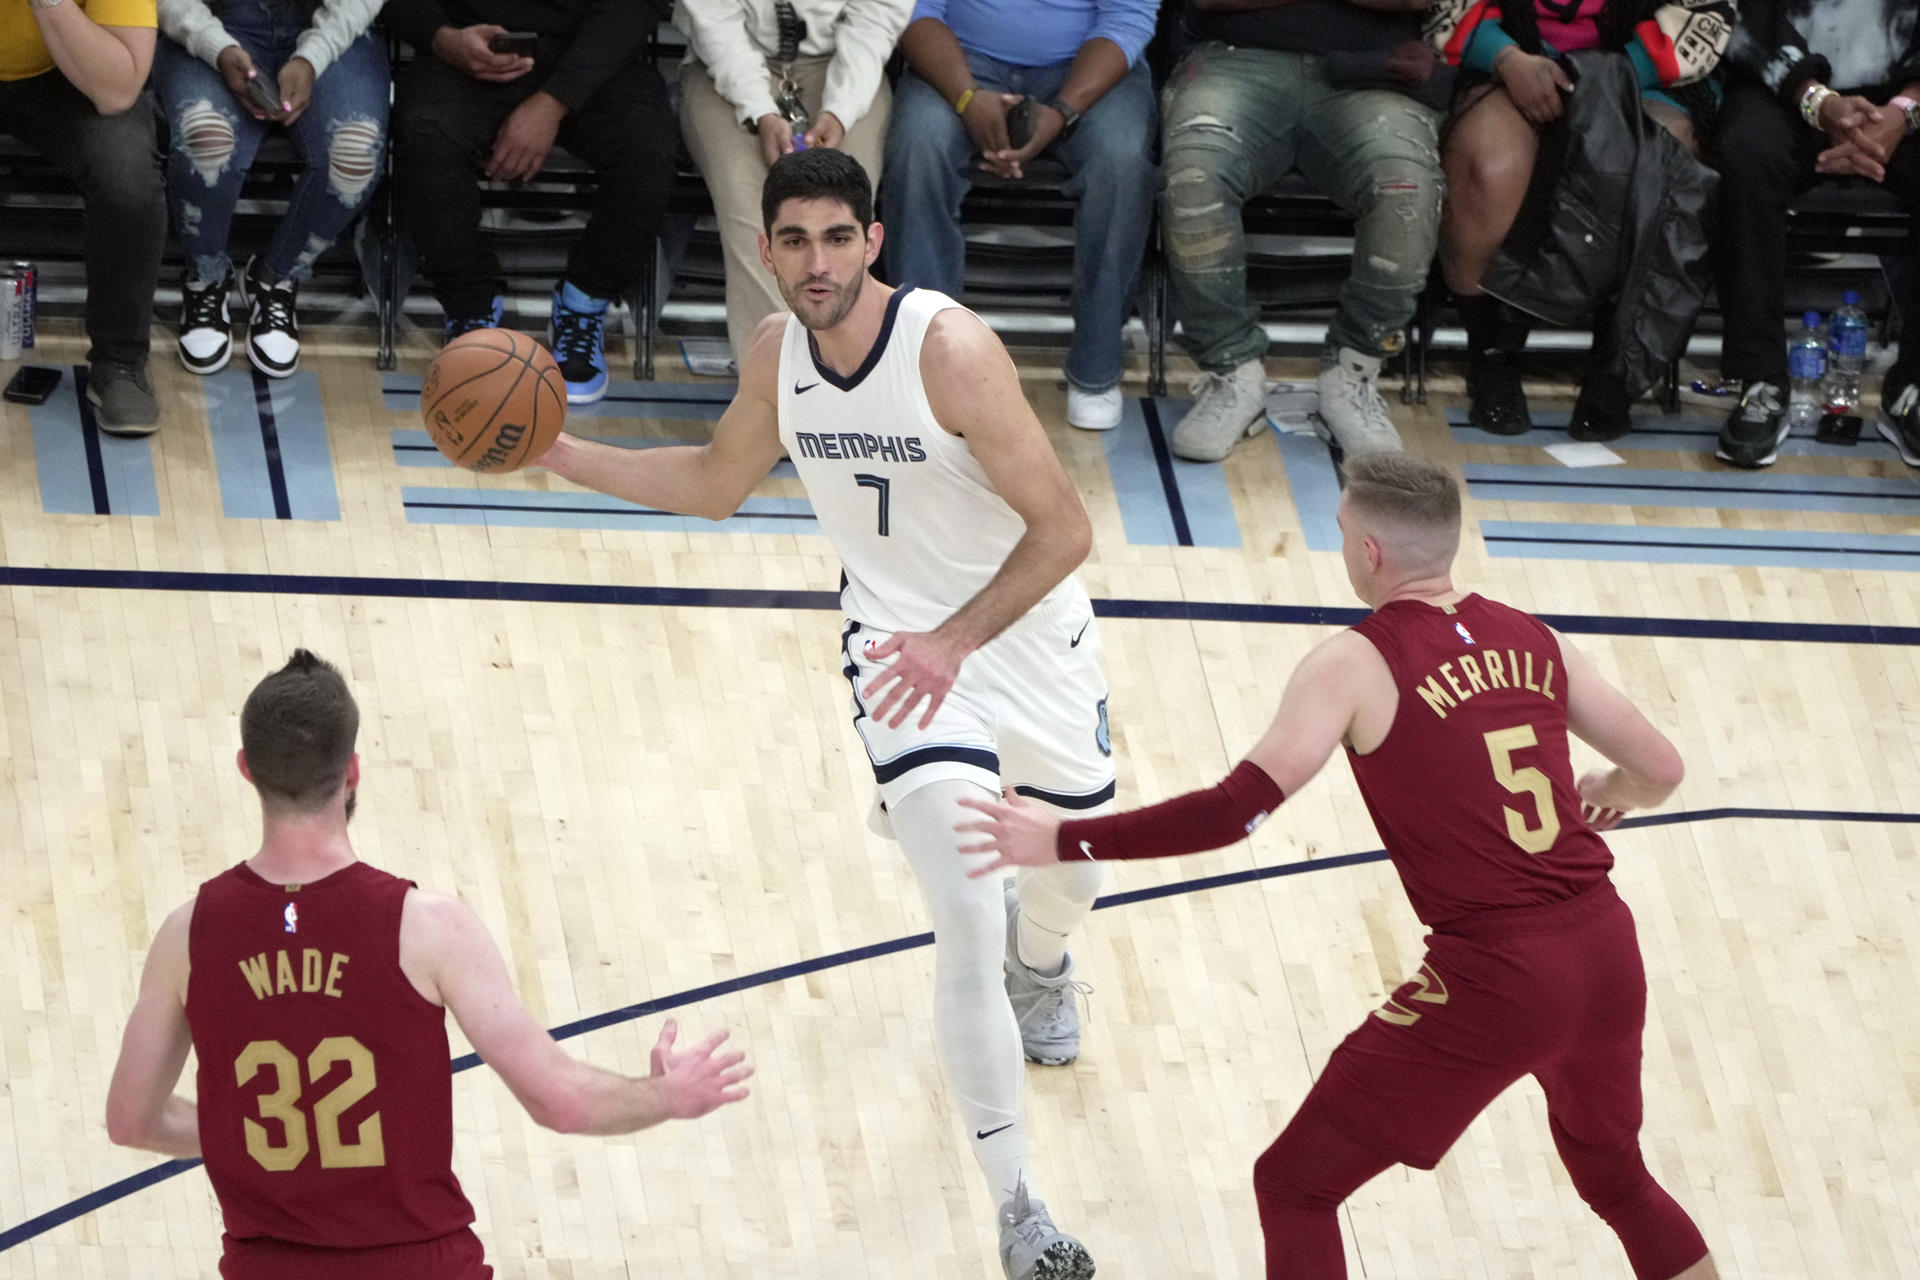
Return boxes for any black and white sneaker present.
[243,255,300,378]
[177,272,233,375]
[1877,382,1920,467]
[1715,381,1788,469]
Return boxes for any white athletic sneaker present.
[1316,347,1403,457]
[1171,358,1268,461]
[177,272,233,375]
[1003,880,1088,1066]
[243,255,300,378]
[998,1177,1095,1280]
[1066,384,1123,431]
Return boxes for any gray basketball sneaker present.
[998,1177,1096,1280]
[1004,881,1088,1066]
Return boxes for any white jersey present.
[777,286,1088,635]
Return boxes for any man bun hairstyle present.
[1342,451,1462,533]
[762,147,875,234]
[240,649,360,813]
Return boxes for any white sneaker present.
[177,272,232,375]
[1066,384,1122,431]
[243,255,300,379]
[1315,347,1403,457]
[1171,358,1268,461]
[997,1177,1095,1280]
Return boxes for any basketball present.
[421,330,567,473]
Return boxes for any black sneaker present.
[1715,381,1788,469]
[1568,371,1632,441]
[177,272,232,375]
[1879,382,1920,466]
[243,255,299,378]
[443,294,506,344]
[1468,348,1532,435]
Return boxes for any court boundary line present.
[3,805,1914,1255]
[1,566,1917,646]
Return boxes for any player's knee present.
[1556,1128,1654,1212]
[1253,1133,1339,1213]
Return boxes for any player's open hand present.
[954,792,1064,877]
[649,1019,753,1119]
[861,630,969,729]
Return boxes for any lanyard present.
[772,0,810,127]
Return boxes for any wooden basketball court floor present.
[1,327,1917,1280]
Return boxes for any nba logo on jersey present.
[1455,622,1476,645]
[283,902,298,934]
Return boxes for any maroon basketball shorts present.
[220,1226,491,1280]
[1302,880,1648,1170]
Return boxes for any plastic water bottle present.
[1786,312,1826,430]
[1823,290,1868,416]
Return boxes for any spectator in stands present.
[1710,1,1920,470]
[156,0,389,379]
[882,0,1159,432]
[0,0,165,433]
[1434,0,1731,440]
[1159,0,1450,462]
[388,0,673,404]
[676,0,913,372]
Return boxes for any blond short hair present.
[1342,452,1461,534]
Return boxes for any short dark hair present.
[761,148,874,234]
[1342,451,1462,532]
[240,650,359,813]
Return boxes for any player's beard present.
[785,268,863,332]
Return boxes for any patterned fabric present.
[1426,0,1732,88]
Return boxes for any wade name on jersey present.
[1413,648,1558,720]
[792,431,928,463]
[236,948,352,1001]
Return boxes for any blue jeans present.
[1161,45,1441,369]
[882,55,1157,393]
[154,0,389,284]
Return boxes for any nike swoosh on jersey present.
[1070,619,1090,647]
[794,381,820,394]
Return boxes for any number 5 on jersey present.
[237,1036,385,1171]
[1484,723,1561,854]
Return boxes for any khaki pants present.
[679,53,891,364]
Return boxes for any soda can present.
[0,272,23,361]
[9,262,33,349]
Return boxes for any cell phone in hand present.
[4,365,62,405]
[244,66,282,115]
[488,31,539,57]
[1007,99,1035,151]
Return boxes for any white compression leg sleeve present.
[888,778,1032,1204]
[1014,809,1108,975]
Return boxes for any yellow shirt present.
[1,0,157,82]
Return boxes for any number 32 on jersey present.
[236,1036,385,1171]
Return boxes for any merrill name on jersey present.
[793,432,928,463]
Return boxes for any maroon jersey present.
[186,861,479,1270]
[1346,594,1613,929]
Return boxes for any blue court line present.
[2,801,1912,1256]
[28,366,161,517]
[205,369,341,521]
[1482,520,1920,572]
[1445,407,1903,459]
[1276,429,1344,551]
[388,429,800,481]
[401,487,817,535]
[1137,398,1195,547]
[384,375,734,422]
[1464,463,1920,516]
[1103,399,1240,548]
[0,565,1916,646]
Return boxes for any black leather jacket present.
[1481,51,1719,399]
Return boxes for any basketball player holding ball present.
[523,148,1111,1280]
[956,453,1719,1280]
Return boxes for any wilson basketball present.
[421,330,567,473]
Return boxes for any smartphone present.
[4,365,62,405]
[488,31,539,56]
[244,67,282,115]
[1007,99,1035,150]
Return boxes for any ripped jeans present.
[1160,44,1441,369]
[154,2,388,285]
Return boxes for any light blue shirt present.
[910,0,1160,68]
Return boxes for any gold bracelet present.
[953,86,975,116]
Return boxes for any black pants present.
[393,57,674,320]
[1709,81,1920,390]
[0,71,165,366]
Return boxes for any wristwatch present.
[1893,95,1920,135]
[1043,97,1082,139]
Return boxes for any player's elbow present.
[105,1099,148,1149]
[1642,742,1685,794]
[523,1082,592,1135]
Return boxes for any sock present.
[889,779,1033,1203]
[1014,854,1104,975]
